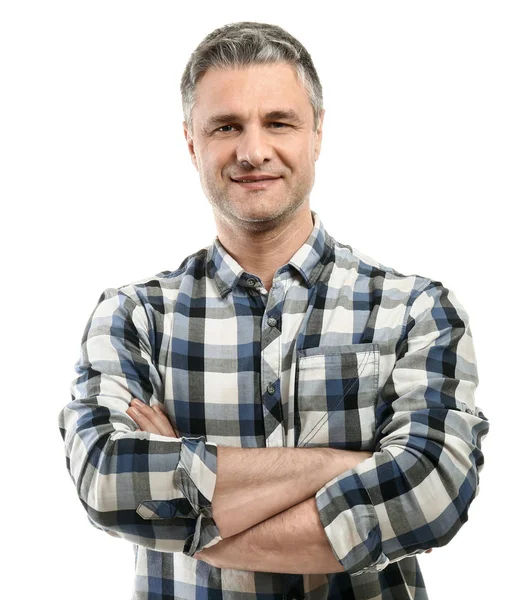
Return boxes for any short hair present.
[180,21,324,135]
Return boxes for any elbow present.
[64,432,195,554]
[432,460,481,550]
[436,426,486,547]
[71,435,126,532]
[64,430,133,532]
[381,436,483,553]
[411,443,483,554]
[74,432,116,510]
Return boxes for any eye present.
[216,122,289,133]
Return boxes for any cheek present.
[284,141,314,169]
[202,153,227,180]
[292,150,315,177]
[198,160,217,183]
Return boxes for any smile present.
[232,178,281,189]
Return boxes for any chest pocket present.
[294,343,380,450]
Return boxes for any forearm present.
[212,446,371,538]
[197,496,343,574]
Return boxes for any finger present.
[127,399,178,437]
[127,406,162,435]
[152,405,180,437]
[129,400,177,437]
[148,404,178,437]
[126,406,142,430]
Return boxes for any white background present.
[1,1,518,598]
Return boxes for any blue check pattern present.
[58,210,489,599]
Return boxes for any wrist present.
[331,448,372,470]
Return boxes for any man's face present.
[183,62,324,231]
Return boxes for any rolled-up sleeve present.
[57,287,222,555]
[314,280,489,575]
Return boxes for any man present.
[58,21,489,600]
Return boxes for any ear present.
[314,109,325,161]
[183,121,199,171]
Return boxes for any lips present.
[232,178,280,182]
[233,178,277,182]
[231,177,281,189]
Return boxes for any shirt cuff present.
[315,470,389,575]
[173,436,223,556]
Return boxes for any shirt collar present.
[207,210,334,298]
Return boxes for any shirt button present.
[247,279,257,287]
[267,384,276,395]
[267,317,277,327]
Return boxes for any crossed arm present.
[126,397,373,573]
[66,283,479,574]
[197,495,342,573]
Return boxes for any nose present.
[235,126,274,168]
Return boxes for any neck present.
[213,206,315,292]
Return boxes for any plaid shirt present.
[58,210,489,600]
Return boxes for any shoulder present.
[106,246,211,308]
[330,238,435,299]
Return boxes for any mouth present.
[231,177,282,190]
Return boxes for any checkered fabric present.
[58,210,489,599]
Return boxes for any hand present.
[126,398,179,437]
[194,536,247,569]
[193,548,218,567]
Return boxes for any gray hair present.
[180,21,324,135]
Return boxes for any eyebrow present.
[202,109,305,131]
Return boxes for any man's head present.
[180,22,325,233]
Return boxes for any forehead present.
[193,63,312,123]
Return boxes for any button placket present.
[261,280,287,446]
